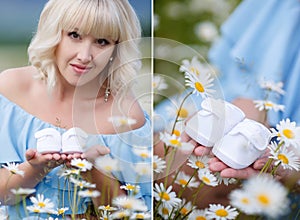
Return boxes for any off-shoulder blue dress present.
[209,0,300,127]
[0,94,151,219]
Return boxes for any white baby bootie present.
[35,128,62,154]
[212,119,271,169]
[185,98,245,147]
[61,127,88,154]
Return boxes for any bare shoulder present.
[117,92,146,130]
[0,66,36,100]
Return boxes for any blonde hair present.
[28,0,142,93]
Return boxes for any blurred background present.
[154,0,241,105]
[0,0,151,72]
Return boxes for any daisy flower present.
[157,205,174,219]
[254,100,285,112]
[178,199,195,216]
[108,116,137,127]
[69,177,96,189]
[182,57,215,99]
[259,80,285,95]
[130,212,151,219]
[271,118,300,148]
[2,162,24,177]
[132,147,151,159]
[113,196,147,212]
[174,171,200,188]
[95,155,120,173]
[153,74,168,91]
[29,194,55,213]
[206,204,239,220]
[180,56,210,77]
[54,207,69,216]
[133,163,152,177]
[78,189,101,198]
[230,189,257,215]
[110,209,131,219]
[98,204,118,212]
[120,184,140,195]
[153,183,181,209]
[160,132,194,152]
[187,208,209,220]
[165,96,196,120]
[70,158,93,172]
[268,142,300,171]
[153,155,166,174]
[26,205,44,214]
[187,155,210,173]
[58,168,80,177]
[11,188,36,196]
[198,171,218,187]
[194,21,219,42]
[242,174,290,218]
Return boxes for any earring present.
[104,76,111,102]
[109,57,113,62]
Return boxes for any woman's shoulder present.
[120,93,147,130]
[0,66,37,100]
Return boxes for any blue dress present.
[208,0,300,126]
[0,94,151,219]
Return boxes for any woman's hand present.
[81,145,110,162]
[25,149,66,170]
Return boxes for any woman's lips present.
[71,64,92,74]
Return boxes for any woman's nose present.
[77,42,93,63]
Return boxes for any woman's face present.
[55,30,116,87]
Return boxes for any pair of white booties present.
[34,127,88,154]
[185,98,271,169]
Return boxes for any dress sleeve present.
[0,95,41,165]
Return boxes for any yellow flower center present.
[140,153,149,158]
[33,208,40,213]
[153,162,157,169]
[179,179,188,186]
[278,154,289,164]
[241,197,249,204]
[177,108,189,118]
[196,217,206,220]
[190,67,200,75]
[104,166,113,172]
[126,184,135,190]
[265,102,274,108]
[58,209,66,215]
[153,82,157,88]
[195,82,205,93]
[196,161,205,169]
[215,209,228,217]
[282,129,295,139]
[180,207,189,215]
[38,202,46,208]
[136,214,144,219]
[258,194,270,206]
[173,129,181,137]
[76,162,85,168]
[104,205,111,210]
[123,202,133,209]
[119,119,128,125]
[162,207,169,215]
[170,139,181,146]
[159,192,170,201]
[202,176,210,184]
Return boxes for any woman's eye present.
[68,32,80,39]
[97,39,110,46]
